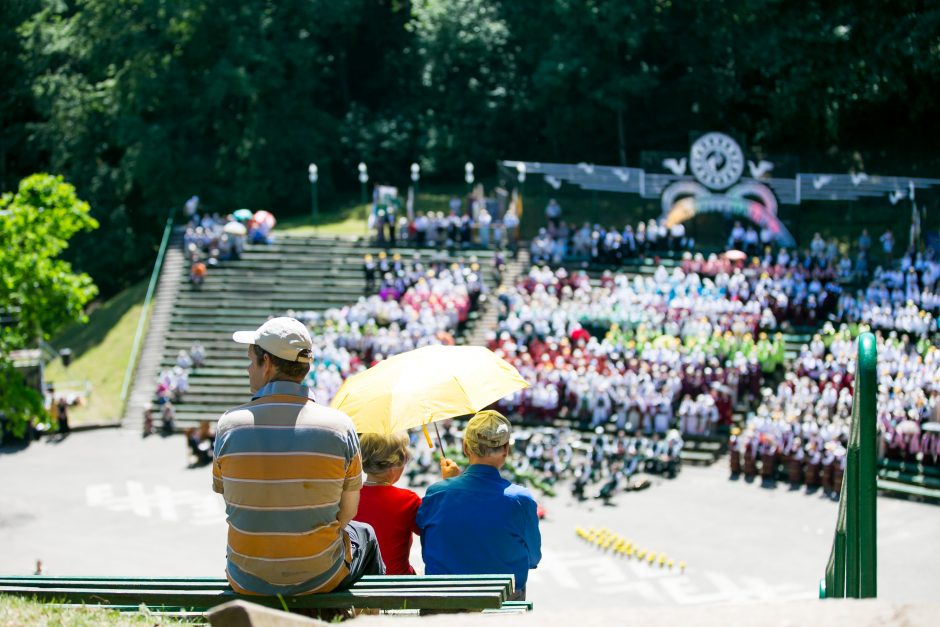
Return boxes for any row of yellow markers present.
[576,526,686,572]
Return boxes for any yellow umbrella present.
[330,345,528,438]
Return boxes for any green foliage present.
[0,173,99,349]
[0,173,98,437]
[409,0,515,172]
[2,1,940,294]
[0,360,46,439]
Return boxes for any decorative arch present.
[663,195,796,248]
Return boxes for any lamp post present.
[465,162,474,196]
[307,163,318,231]
[410,162,420,214]
[516,161,526,203]
[358,161,369,205]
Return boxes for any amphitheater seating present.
[0,574,528,616]
[156,237,824,468]
[158,236,497,428]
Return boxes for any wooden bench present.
[679,450,715,465]
[0,574,527,616]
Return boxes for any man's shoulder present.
[504,482,537,505]
[297,402,356,429]
[422,478,453,499]
[218,396,354,432]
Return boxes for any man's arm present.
[212,460,223,494]
[212,423,225,494]
[523,497,542,569]
[337,490,360,527]
[339,437,363,526]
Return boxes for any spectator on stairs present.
[190,256,207,287]
[190,342,206,369]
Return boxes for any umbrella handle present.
[433,421,447,459]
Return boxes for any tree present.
[409,0,517,174]
[0,173,98,437]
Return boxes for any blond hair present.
[359,432,411,475]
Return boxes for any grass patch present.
[278,186,473,237]
[44,280,149,425]
[279,200,370,237]
[0,594,186,626]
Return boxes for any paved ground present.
[1,430,938,611]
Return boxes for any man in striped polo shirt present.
[213,317,384,595]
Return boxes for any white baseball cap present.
[233,317,313,363]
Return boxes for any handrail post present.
[845,443,860,596]
[857,333,878,598]
[118,209,175,416]
[820,332,877,599]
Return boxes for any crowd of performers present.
[488,240,939,488]
[400,422,685,503]
[229,201,940,498]
[288,256,487,406]
[731,326,940,491]
[487,262,805,435]
[729,239,940,488]
[331,233,939,498]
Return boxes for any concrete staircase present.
[153,236,497,428]
[122,228,185,429]
[466,249,530,347]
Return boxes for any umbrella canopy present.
[233,208,254,221]
[253,210,276,229]
[330,345,528,434]
[223,221,247,235]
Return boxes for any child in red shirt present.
[355,433,423,575]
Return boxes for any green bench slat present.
[0,578,511,592]
[876,478,940,500]
[0,574,517,612]
[878,469,940,490]
[0,586,507,611]
[0,574,510,582]
[680,451,716,462]
[879,458,940,479]
[484,601,534,613]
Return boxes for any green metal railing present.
[819,332,877,599]
[118,210,175,416]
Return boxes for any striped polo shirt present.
[212,380,363,595]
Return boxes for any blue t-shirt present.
[416,465,541,589]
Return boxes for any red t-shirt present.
[355,485,421,575]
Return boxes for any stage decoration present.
[501,132,940,247]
